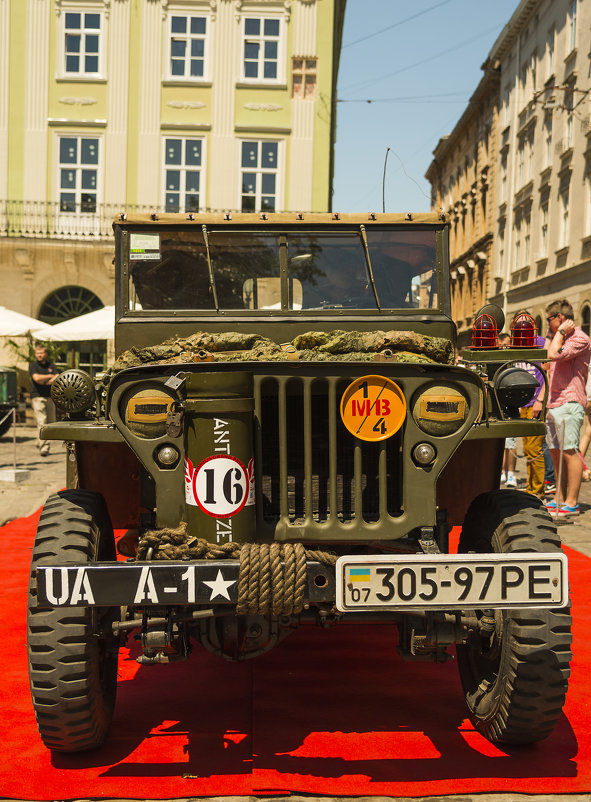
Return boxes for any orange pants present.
[520,406,545,496]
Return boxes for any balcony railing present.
[0,200,233,240]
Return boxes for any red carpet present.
[1,510,590,798]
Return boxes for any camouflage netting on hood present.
[112,329,454,372]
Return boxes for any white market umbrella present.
[43,306,115,342]
[0,306,53,337]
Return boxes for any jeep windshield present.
[126,227,438,312]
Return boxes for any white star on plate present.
[203,569,237,601]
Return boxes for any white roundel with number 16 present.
[185,455,248,518]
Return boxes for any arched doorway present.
[39,286,107,376]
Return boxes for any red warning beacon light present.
[510,311,537,347]
[471,313,498,349]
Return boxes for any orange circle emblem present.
[340,375,406,441]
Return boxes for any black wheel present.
[27,490,119,752]
[457,489,572,744]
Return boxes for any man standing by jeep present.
[29,344,59,457]
[544,299,591,516]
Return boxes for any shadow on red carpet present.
[0,509,589,798]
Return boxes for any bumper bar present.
[35,560,335,608]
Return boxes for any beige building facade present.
[426,0,591,342]
[489,0,591,337]
[425,66,500,347]
[0,0,345,371]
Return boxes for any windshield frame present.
[117,223,449,319]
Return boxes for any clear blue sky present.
[333,0,521,213]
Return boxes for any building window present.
[500,153,507,203]
[63,11,102,76]
[514,218,521,271]
[242,17,282,81]
[582,304,590,336]
[565,88,574,149]
[497,222,505,276]
[517,139,525,187]
[544,116,552,168]
[163,138,203,212]
[547,27,555,78]
[524,214,531,266]
[39,287,106,376]
[39,285,102,325]
[503,87,511,127]
[292,57,317,99]
[569,0,577,52]
[526,134,534,181]
[520,63,528,106]
[540,203,548,258]
[530,52,537,93]
[58,136,99,213]
[240,140,279,211]
[560,192,569,249]
[168,14,208,79]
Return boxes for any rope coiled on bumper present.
[137,524,336,616]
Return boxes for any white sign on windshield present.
[130,233,161,260]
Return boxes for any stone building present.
[0,0,346,371]
[488,0,591,337]
[425,65,500,347]
[426,0,591,342]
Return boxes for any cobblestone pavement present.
[1,424,589,802]
[0,424,66,525]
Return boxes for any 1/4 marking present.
[340,375,406,442]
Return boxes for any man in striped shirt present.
[544,299,591,516]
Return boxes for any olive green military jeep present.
[27,212,571,752]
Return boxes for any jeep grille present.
[254,376,402,529]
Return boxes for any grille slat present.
[379,442,388,518]
[328,379,338,522]
[278,378,289,520]
[303,379,313,521]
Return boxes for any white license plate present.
[336,553,568,612]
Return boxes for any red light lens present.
[472,313,498,348]
[510,312,537,347]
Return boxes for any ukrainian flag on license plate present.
[349,567,371,582]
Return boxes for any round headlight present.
[412,384,468,436]
[51,369,95,414]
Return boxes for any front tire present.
[27,490,119,752]
[457,489,572,744]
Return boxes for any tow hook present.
[135,612,191,665]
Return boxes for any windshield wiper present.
[201,224,219,311]
[359,225,381,311]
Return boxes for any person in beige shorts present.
[29,345,59,456]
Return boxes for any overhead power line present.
[338,90,471,104]
[341,22,502,94]
[342,0,456,49]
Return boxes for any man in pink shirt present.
[544,299,591,515]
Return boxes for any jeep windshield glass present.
[126,228,438,311]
